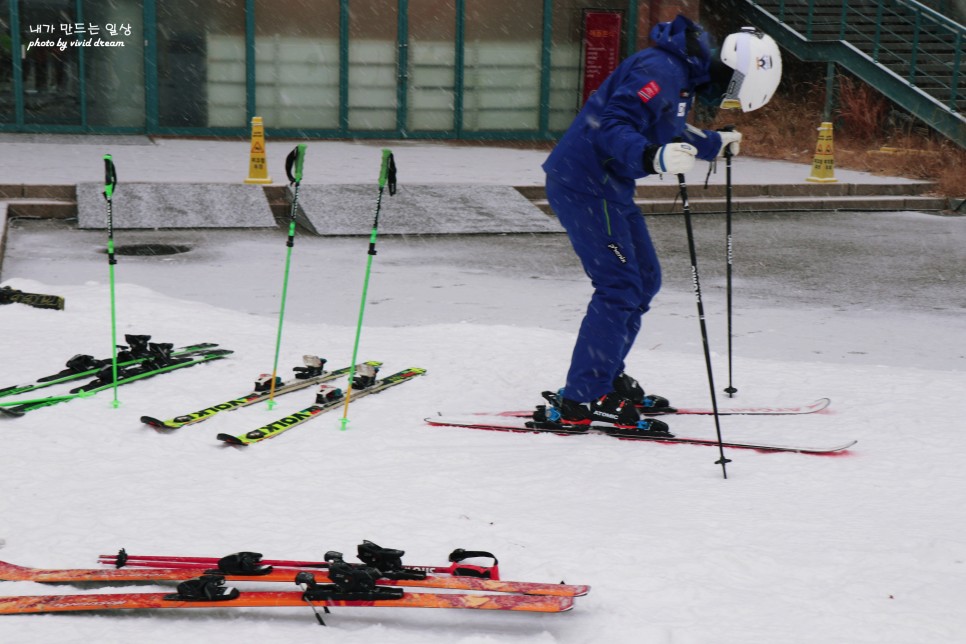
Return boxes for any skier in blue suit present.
[541,15,781,431]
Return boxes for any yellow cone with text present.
[806,121,837,183]
[244,117,272,184]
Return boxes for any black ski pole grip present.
[386,153,397,196]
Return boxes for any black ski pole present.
[721,126,738,398]
[677,172,731,478]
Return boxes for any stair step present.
[6,200,77,219]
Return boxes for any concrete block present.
[76,183,276,229]
[293,184,560,235]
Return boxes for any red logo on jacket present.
[637,81,660,103]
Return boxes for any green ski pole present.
[103,155,120,409]
[267,144,307,409]
[340,149,396,429]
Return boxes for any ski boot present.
[534,389,673,437]
[613,372,676,414]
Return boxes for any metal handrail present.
[744,0,965,147]
[758,1,963,111]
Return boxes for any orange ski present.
[0,559,588,597]
[0,588,574,615]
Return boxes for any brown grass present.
[701,72,966,199]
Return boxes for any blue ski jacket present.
[543,15,723,202]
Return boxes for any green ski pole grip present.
[294,144,306,182]
[379,148,392,188]
[284,144,307,185]
[103,154,116,199]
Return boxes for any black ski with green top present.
[218,367,425,446]
[141,360,382,430]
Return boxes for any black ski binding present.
[116,334,152,361]
[351,363,379,390]
[315,384,342,404]
[165,574,240,602]
[64,354,101,373]
[212,551,273,576]
[294,355,326,379]
[356,540,426,580]
[297,553,404,601]
[253,374,283,392]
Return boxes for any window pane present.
[463,0,543,132]
[20,0,80,125]
[348,1,398,131]
[407,0,455,132]
[0,0,11,123]
[255,0,339,130]
[85,0,145,128]
[157,0,245,128]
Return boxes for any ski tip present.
[140,416,166,428]
[217,433,247,446]
[0,407,25,418]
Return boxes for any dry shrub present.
[835,75,891,144]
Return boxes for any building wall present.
[0,0,707,139]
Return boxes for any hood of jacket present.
[649,14,713,87]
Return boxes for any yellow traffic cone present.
[806,121,837,183]
[244,116,272,184]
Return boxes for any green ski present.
[0,339,220,400]
[0,349,233,417]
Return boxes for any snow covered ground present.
[1,138,965,643]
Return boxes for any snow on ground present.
[0,271,965,643]
[0,138,964,642]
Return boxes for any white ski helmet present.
[719,27,782,112]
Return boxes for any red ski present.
[426,415,856,455]
[495,397,831,417]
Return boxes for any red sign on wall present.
[581,10,623,105]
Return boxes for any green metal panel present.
[397,0,408,134]
[339,0,349,134]
[245,0,255,121]
[454,0,465,136]
[539,0,553,135]
[625,0,638,58]
[8,0,23,125]
[143,0,157,131]
[75,0,87,128]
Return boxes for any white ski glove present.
[644,142,698,175]
[717,130,742,157]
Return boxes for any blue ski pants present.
[546,176,662,402]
